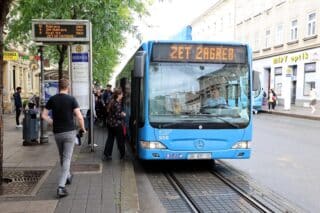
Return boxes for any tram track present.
[163,169,275,213]
[144,161,304,213]
[164,172,203,213]
[210,170,273,213]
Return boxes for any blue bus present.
[252,70,265,114]
[117,41,255,161]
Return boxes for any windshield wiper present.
[196,113,241,118]
[213,116,241,128]
[191,114,241,128]
[158,122,183,128]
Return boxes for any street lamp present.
[37,45,49,143]
[12,65,16,90]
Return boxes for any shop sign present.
[3,51,19,61]
[273,52,309,64]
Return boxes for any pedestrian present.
[13,86,23,128]
[309,88,317,114]
[95,89,105,126]
[103,88,126,160]
[103,84,113,105]
[41,79,86,198]
[102,84,113,126]
[268,89,277,111]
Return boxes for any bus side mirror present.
[252,70,260,91]
[134,51,146,78]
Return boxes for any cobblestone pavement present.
[0,104,318,213]
[0,114,138,213]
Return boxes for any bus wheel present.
[209,159,216,170]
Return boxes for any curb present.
[121,160,139,213]
[260,110,320,121]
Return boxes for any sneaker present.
[16,124,23,128]
[66,174,73,185]
[57,186,68,198]
[94,143,98,147]
[102,155,112,161]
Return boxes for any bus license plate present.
[187,153,212,159]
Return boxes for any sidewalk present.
[0,105,318,213]
[260,104,320,120]
[0,114,138,213]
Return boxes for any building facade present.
[2,54,40,113]
[191,0,320,106]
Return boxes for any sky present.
[139,0,215,40]
[110,0,216,84]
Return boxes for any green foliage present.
[5,0,150,84]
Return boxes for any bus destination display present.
[32,20,90,42]
[152,43,247,63]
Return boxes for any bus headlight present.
[232,141,250,149]
[140,141,167,149]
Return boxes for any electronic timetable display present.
[32,20,90,42]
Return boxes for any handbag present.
[122,123,127,136]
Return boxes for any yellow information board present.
[4,51,19,61]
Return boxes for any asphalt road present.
[224,113,320,213]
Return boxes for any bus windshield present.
[148,62,250,129]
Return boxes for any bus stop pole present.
[89,22,94,152]
[38,45,49,143]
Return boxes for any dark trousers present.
[86,116,92,144]
[268,102,276,110]
[104,125,125,158]
[16,108,21,125]
[87,125,92,144]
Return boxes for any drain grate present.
[71,163,101,174]
[0,169,46,196]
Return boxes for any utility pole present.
[38,45,48,143]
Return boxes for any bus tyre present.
[210,159,216,170]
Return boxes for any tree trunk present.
[57,44,68,80]
[0,0,13,185]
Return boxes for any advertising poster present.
[44,80,59,103]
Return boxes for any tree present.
[0,0,14,184]
[6,0,149,84]
[1,0,151,184]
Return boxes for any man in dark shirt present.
[42,79,86,198]
[13,87,23,128]
[102,84,113,126]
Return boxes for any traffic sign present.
[32,19,90,42]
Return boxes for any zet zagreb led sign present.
[152,43,247,64]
